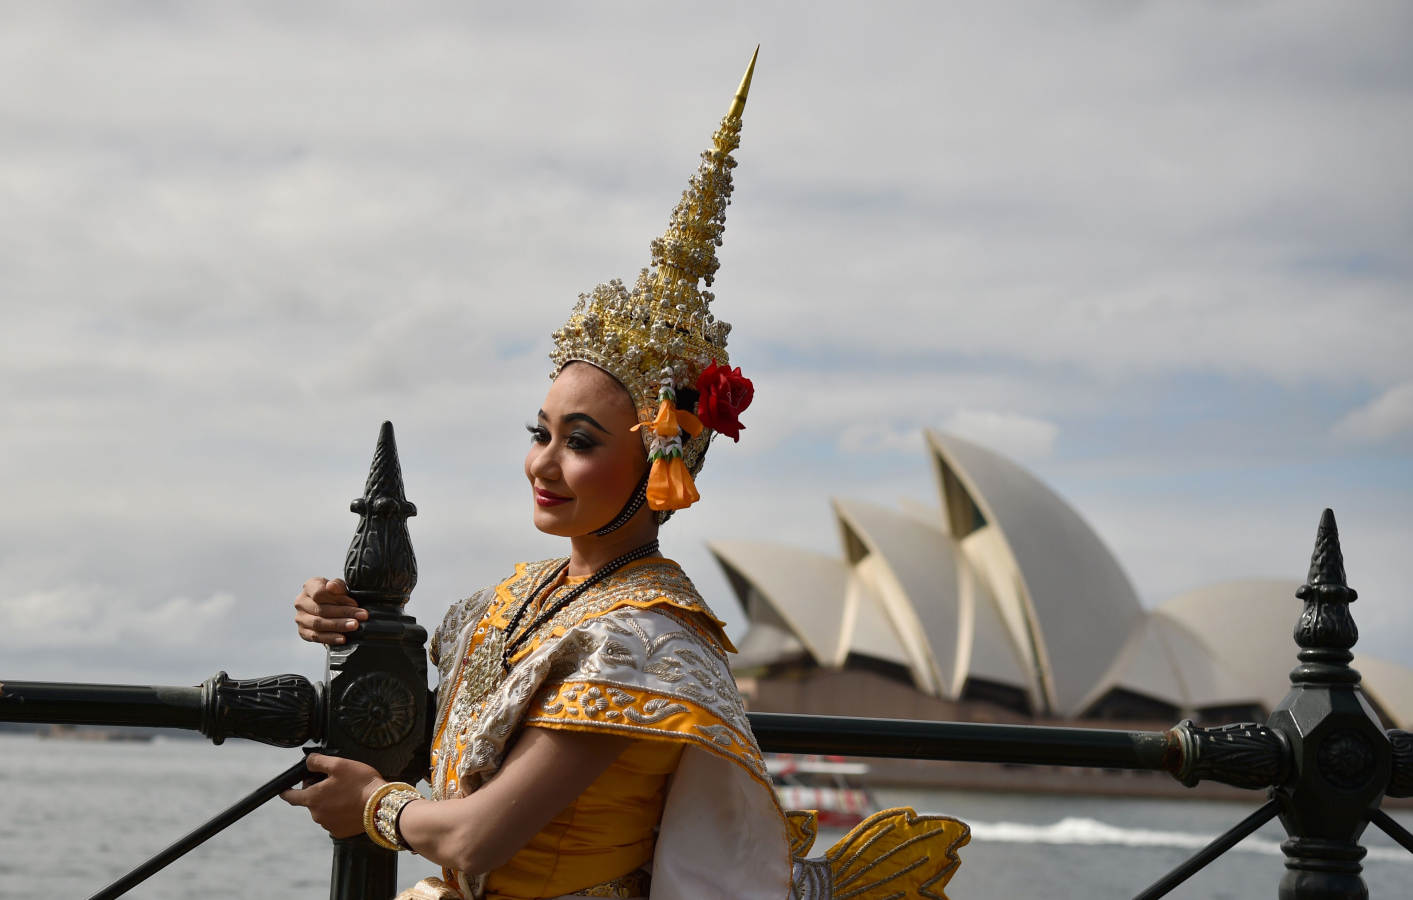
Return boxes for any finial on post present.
[344,421,419,609]
[1290,507,1360,685]
[1297,507,1357,603]
[326,421,430,893]
[1269,508,1388,900]
[726,45,759,122]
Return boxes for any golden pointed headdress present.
[550,48,758,513]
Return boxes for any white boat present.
[766,753,875,828]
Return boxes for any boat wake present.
[964,816,1411,864]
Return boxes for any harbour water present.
[2,732,1409,898]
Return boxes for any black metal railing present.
[2,422,1410,899]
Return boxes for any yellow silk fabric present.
[483,730,684,900]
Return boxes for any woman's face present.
[525,363,647,537]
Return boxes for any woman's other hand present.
[294,577,368,645]
[280,753,385,838]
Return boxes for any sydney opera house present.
[710,431,1413,729]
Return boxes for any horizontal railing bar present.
[0,681,203,731]
[1,685,1192,772]
[746,712,1178,771]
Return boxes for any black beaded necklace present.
[500,539,661,671]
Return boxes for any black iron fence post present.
[1267,509,1388,899]
[1117,507,1413,900]
[0,421,430,898]
[322,422,429,899]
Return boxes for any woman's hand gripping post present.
[280,753,386,839]
[294,577,369,645]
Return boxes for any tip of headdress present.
[726,46,759,121]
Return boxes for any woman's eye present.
[525,424,594,450]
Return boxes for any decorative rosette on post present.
[548,48,759,518]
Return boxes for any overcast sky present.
[3,2,1411,688]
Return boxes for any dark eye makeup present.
[566,431,598,450]
[525,423,598,451]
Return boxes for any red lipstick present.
[534,488,571,507]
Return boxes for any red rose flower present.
[695,361,754,442]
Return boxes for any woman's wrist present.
[363,781,422,851]
[393,797,424,854]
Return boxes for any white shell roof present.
[926,430,1144,716]
[1077,612,1260,714]
[830,497,1034,702]
[953,552,1034,702]
[731,618,807,671]
[707,541,849,665]
[709,435,1413,726]
[1159,578,1413,728]
[1351,655,1413,731]
[833,498,959,695]
[1157,578,1306,712]
[842,559,913,669]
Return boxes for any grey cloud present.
[1334,383,1413,444]
[2,2,1410,682]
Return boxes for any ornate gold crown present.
[549,48,757,492]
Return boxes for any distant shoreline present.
[0,722,202,742]
[861,754,1413,809]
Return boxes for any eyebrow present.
[537,409,612,435]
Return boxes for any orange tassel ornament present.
[632,382,705,511]
[647,455,700,510]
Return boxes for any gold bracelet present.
[376,788,423,853]
[363,781,417,851]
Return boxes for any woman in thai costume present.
[283,51,968,900]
